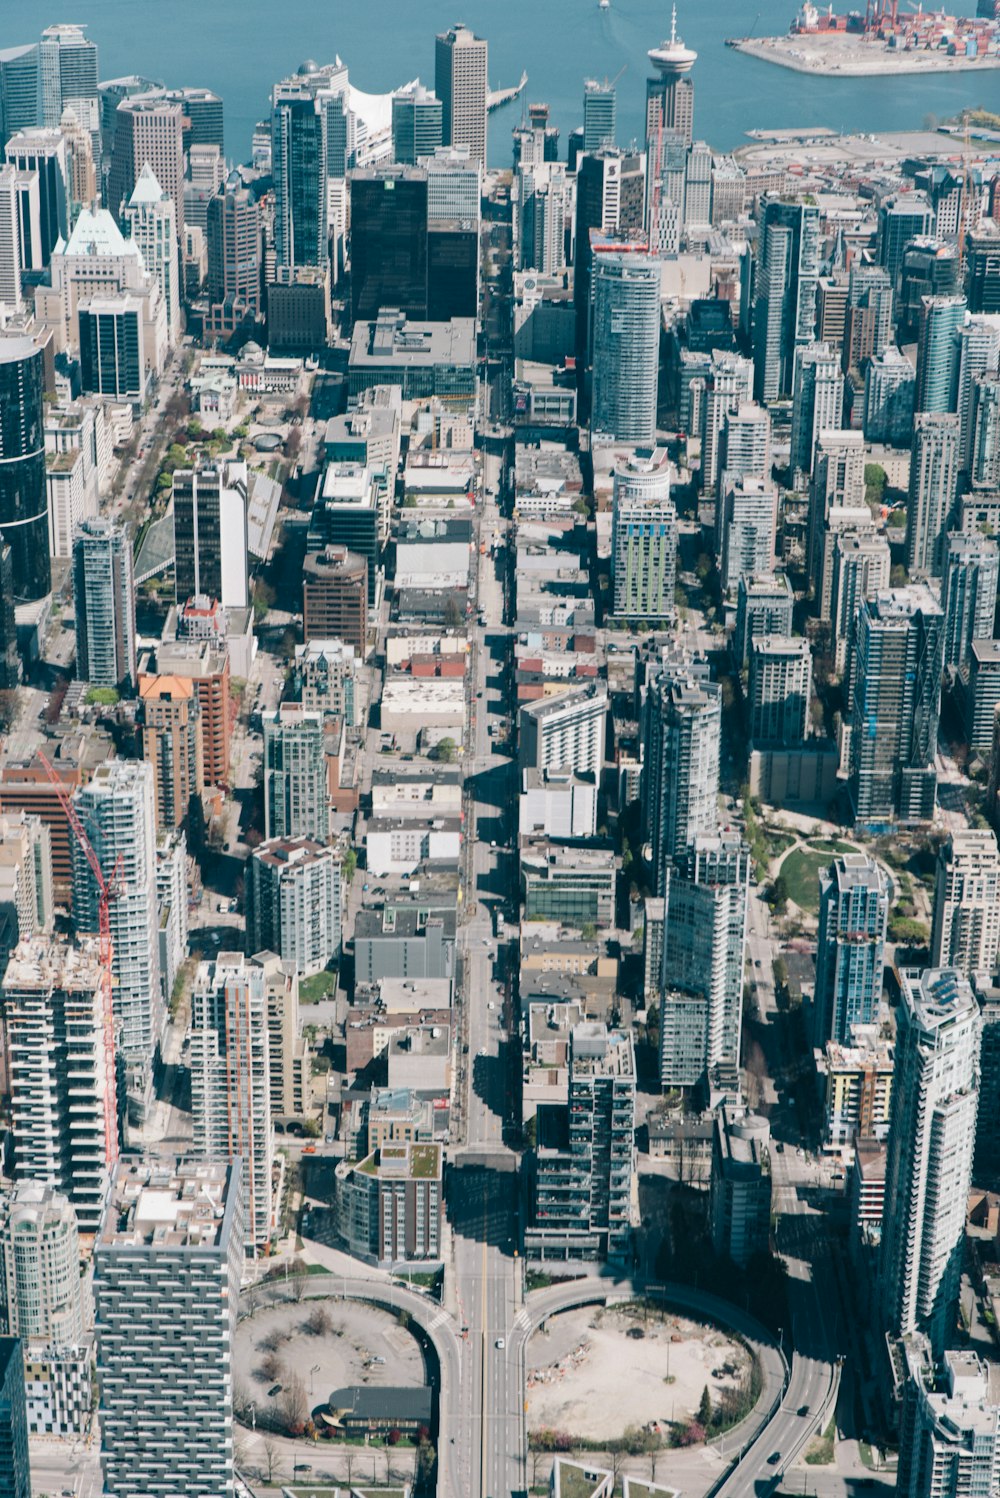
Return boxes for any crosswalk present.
[429,1308,451,1332]
[512,1307,531,1334]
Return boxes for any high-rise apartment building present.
[660,833,750,1089]
[205,185,261,340]
[591,253,660,443]
[719,476,777,593]
[643,668,721,890]
[734,572,794,667]
[955,314,1000,470]
[752,198,821,402]
[106,96,183,242]
[0,1336,30,1498]
[435,24,487,166]
[518,683,607,781]
[930,828,1000,976]
[967,371,1000,490]
[247,837,342,977]
[914,294,966,414]
[897,1339,1000,1498]
[848,586,944,827]
[830,530,891,674]
[123,163,179,345]
[718,402,770,501]
[94,1158,244,1497]
[907,412,960,577]
[863,346,916,446]
[878,192,935,292]
[137,675,203,831]
[72,517,136,692]
[0,1183,85,1347]
[155,639,231,791]
[262,706,329,842]
[880,968,981,1354]
[0,938,110,1234]
[790,342,844,474]
[942,531,999,672]
[610,447,676,621]
[531,1023,635,1262]
[0,339,50,603]
[72,761,161,1112]
[172,461,249,610]
[190,958,273,1251]
[747,635,811,746]
[813,854,889,1047]
[391,82,443,165]
[701,351,755,500]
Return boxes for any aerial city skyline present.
[0,6,999,1498]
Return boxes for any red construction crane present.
[38,752,120,1168]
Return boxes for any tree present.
[288,1256,309,1301]
[416,1436,437,1488]
[302,1115,321,1138]
[342,848,357,883]
[259,1436,284,1484]
[0,690,18,733]
[864,462,887,510]
[770,874,789,913]
[431,737,457,764]
[698,1384,714,1427]
[305,1304,332,1336]
[279,1371,308,1434]
[444,595,463,628]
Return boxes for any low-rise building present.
[365,816,462,877]
[354,901,457,986]
[321,1383,433,1438]
[348,308,477,405]
[519,767,598,841]
[386,1025,450,1094]
[520,843,616,928]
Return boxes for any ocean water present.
[5,0,998,162]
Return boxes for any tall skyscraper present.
[518,683,607,780]
[643,667,721,889]
[72,517,136,692]
[830,530,891,674]
[172,461,249,610]
[94,1158,244,1498]
[123,163,180,346]
[941,531,999,672]
[955,313,1000,470]
[848,586,944,827]
[0,340,50,603]
[0,937,110,1234]
[878,192,935,293]
[610,447,677,621]
[896,1341,1000,1498]
[190,957,273,1251]
[573,149,646,360]
[262,706,329,842]
[205,183,261,340]
[863,345,916,446]
[790,341,844,474]
[931,828,1000,976]
[163,86,224,153]
[583,78,617,152]
[752,198,821,402]
[700,350,755,499]
[719,476,778,593]
[0,45,40,153]
[966,224,1000,315]
[660,833,750,1090]
[0,1183,86,1347]
[271,78,328,272]
[967,371,1000,490]
[72,761,161,1115]
[880,968,980,1354]
[813,854,889,1046]
[38,24,98,157]
[391,82,443,165]
[0,1336,30,1498]
[591,253,660,443]
[435,23,488,167]
[914,294,966,414]
[907,413,960,577]
[106,96,183,242]
[4,129,69,266]
[645,8,697,146]
[349,165,428,327]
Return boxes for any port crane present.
[39,751,121,1168]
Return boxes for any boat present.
[599,0,610,10]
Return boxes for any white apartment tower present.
[0,1182,86,1346]
[72,761,161,1116]
[0,938,110,1235]
[190,956,273,1252]
[611,447,677,621]
[931,829,1000,976]
[94,1158,244,1498]
[518,684,607,780]
[643,668,721,889]
[880,968,981,1355]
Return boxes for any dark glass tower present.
[349,167,428,328]
[0,339,49,602]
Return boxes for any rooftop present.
[98,1159,236,1251]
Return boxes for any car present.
[268,1384,282,1397]
[797,1405,810,1416]
[755,959,762,968]
[293,1465,312,1474]
[495,1337,505,1349]
[478,1047,486,1057]
[775,1141,785,1153]
[491,840,497,849]
[483,937,490,945]
[371,1355,386,1364]
[766,1452,781,1466]
[488,1001,495,1011]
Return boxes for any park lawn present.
[298,970,336,1004]
[779,848,832,914]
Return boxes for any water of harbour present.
[4,0,996,162]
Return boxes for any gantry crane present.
[38,752,121,1167]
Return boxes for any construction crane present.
[38,752,121,1168]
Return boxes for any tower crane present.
[38,751,121,1167]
